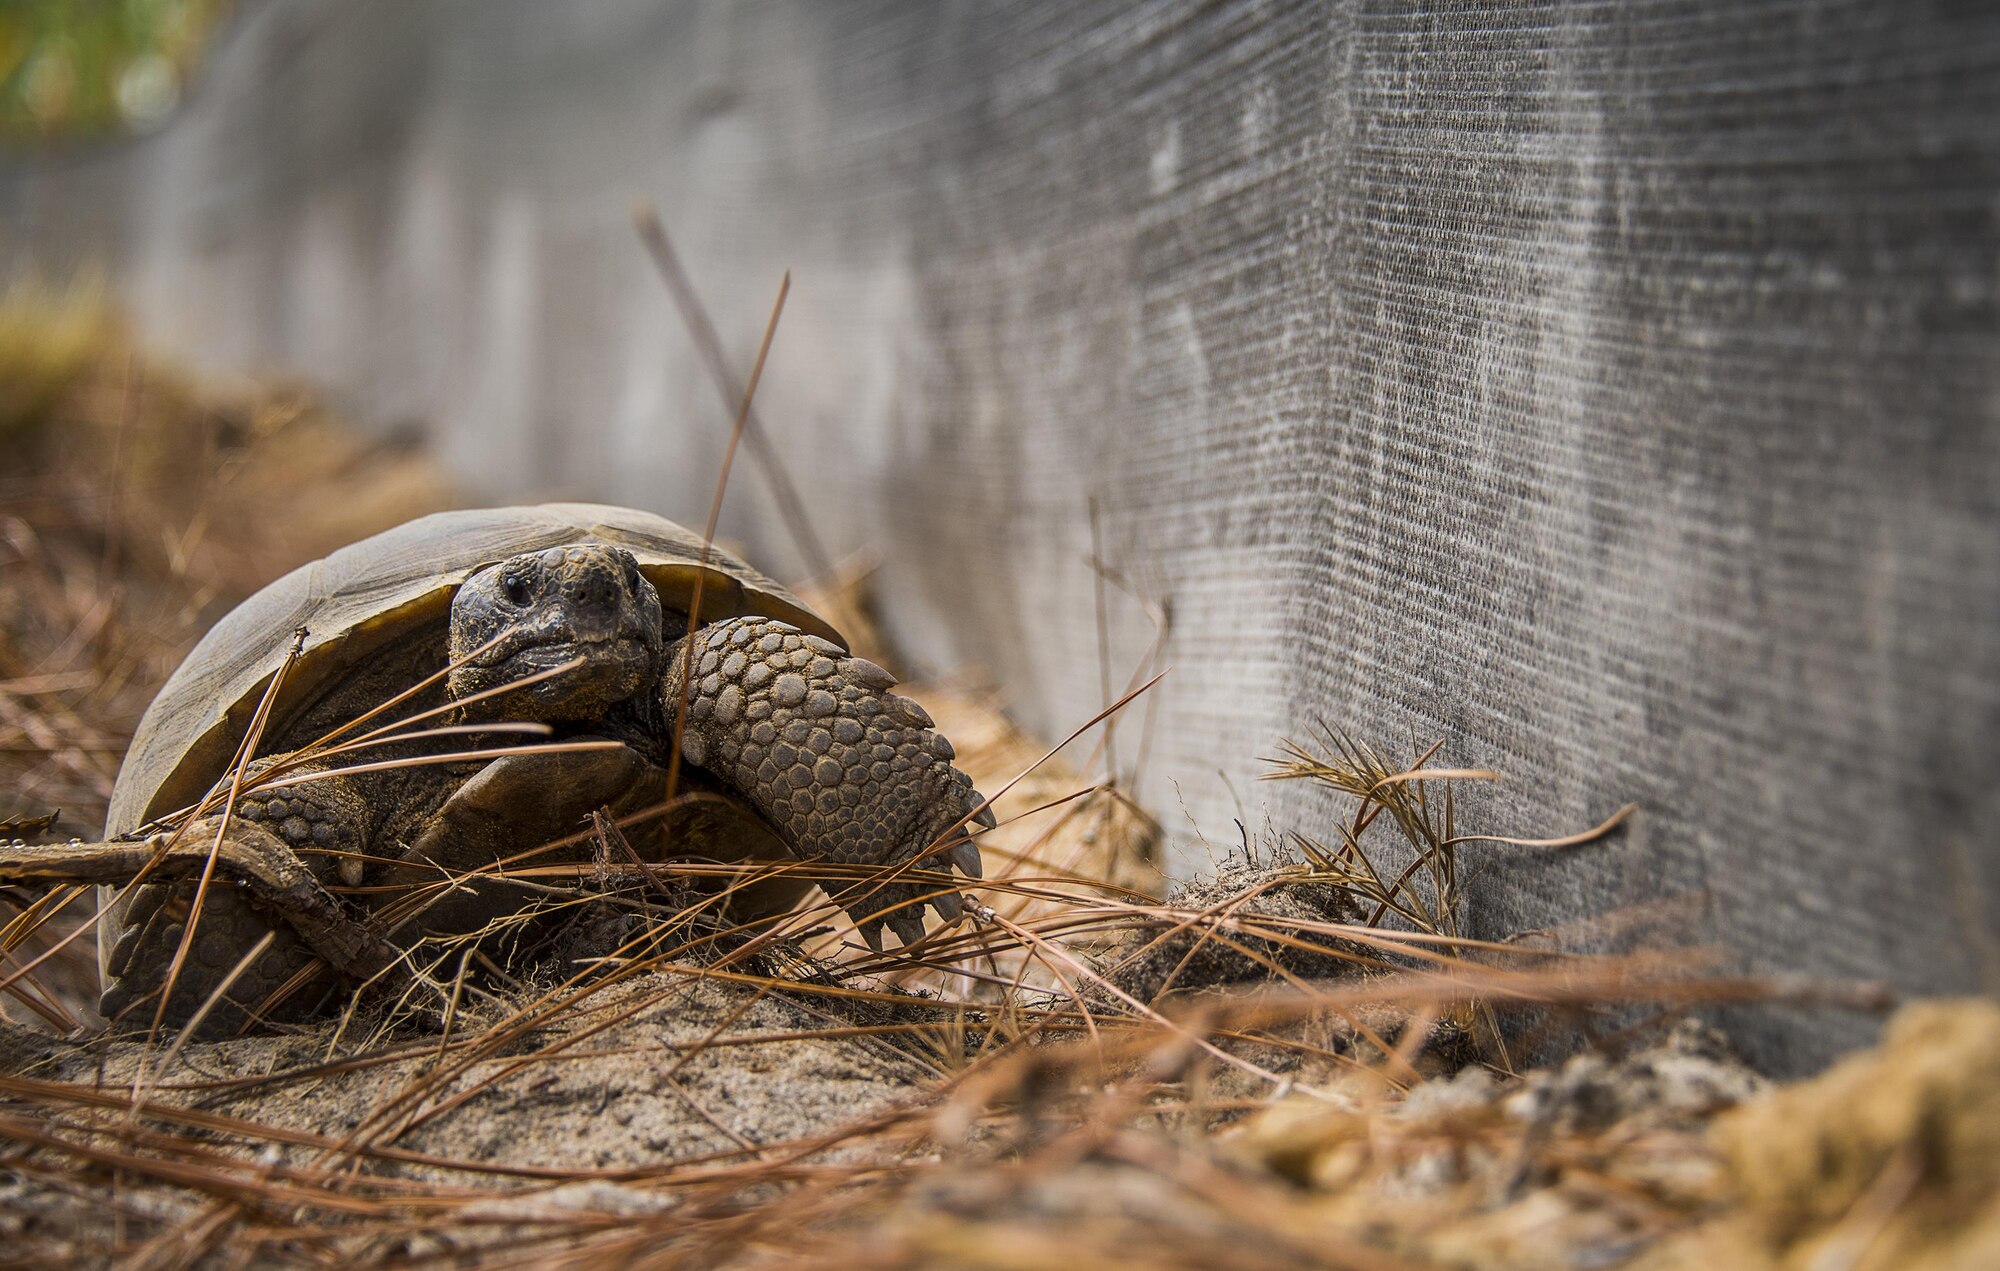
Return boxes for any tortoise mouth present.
[483,633,651,678]
[450,632,658,722]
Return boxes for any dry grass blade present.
[665,270,790,814]
[228,739,629,793]
[1445,801,1638,849]
[146,627,307,1043]
[633,205,833,582]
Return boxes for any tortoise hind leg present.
[662,617,993,947]
[0,795,399,1032]
[102,867,331,1031]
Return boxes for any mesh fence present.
[2,0,1994,1071]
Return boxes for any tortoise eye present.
[501,573,531,606]
[622,555,641,591]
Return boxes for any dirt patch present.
[5,961,944,1261]
[1091,866,1367,1002]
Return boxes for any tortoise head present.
[448,544,665,722]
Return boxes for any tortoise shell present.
[106,503,842,838]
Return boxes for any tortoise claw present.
[946,840,983,880]
[930,889,964,923]
[886,911,926,948]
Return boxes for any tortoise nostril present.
[569,568,622,626]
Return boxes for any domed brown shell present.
[106,503,842,838]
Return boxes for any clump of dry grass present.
[1265,731,1482,942]
[1260,729,1638,1068]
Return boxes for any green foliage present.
[0,0,229,142]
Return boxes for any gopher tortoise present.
[1,504,989,1030]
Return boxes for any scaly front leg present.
[661,618,992,947]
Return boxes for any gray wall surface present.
[3,0,1996,1073]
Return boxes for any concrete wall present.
[4,0,1997,1073]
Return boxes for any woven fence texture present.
[3,0,1995,1071]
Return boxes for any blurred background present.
[0,0,1996,1073]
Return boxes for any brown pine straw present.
[0,736,1894,1267]
[2,603,1888,1265]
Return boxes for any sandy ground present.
[3,960,943,1260]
